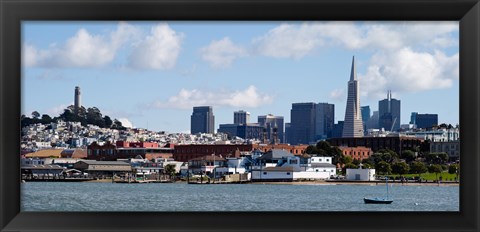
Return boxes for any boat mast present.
[386,177,389,199]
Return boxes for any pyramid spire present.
[350,56,357,81]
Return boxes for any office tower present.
[410,112,418,125]
[361,106,370,135]
[415,114,439,129]
[366,111,379,130]
[342,56,364,137]
[290,103,316,145]
[378,90,401,131]
[218,123,264,140]
[332,121,344,138]
[361,106,370,123]
[234,110,250,125]
[190,106,215,134]
[74,86,81,114]
[258,114,284,143]
[285,123,292,144]
[315,103,335,140]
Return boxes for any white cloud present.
[128,23,183,70]
[200,37,247,69]
[359,48,459,99]
[117,118,133,128]
[252,23,324,59]
[23,22,138,68]
[329,88,345,102]
[22,22,186,70]
[252,22,458,59]
[150,85,273,109]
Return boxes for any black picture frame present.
[1,0,479,231]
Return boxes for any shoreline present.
[251,180,459,186]
[39,179,459,186]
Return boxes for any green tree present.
[339,155,352,166]
[361,163,373,169]
[410,161,428,177]
[112,119,126,130]
[164,164,176,179]
[448,164,459,174]
[103,116,113,128]
[375,161,392,175]
[31,111,40,119]
[392,162,410,175]
[448,164,460,181]
[311,141,342,165]
[401,150,416,163]
[41,114,52,124]
[330,146,343,165]
[305,145,318,154]
[426,152,449,164]
[361,157,375,167]
[428,164,443,182]
[352,158,361,166]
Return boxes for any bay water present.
[21,182,459,211]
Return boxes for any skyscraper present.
[258,114,284,143]
[191,106,215,134]
[378,90,401,131]
[342,56,364,138]
[366,110,379,130]
[315,103,334,140]
[74,86,81,115]
[410,112,418,125]
[290,103,316,145]
[414,113,438,129]
[361,106,370,135]
[361,106,370,123]
[234,110,250,125]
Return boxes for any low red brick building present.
[87,141,173,161]
[173,143,308,162]
[340,146,373,161]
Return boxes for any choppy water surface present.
[21,182,459,211]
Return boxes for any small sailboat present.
[364,177,393,204]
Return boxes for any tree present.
[164,164,176,179]
[31,111,40,119]
[316,141,332,153]
[410,161,428,177]
[375,161,392,175]
[352,158,361,166]
[401,150,416,163]
[428,164,443,182]
[112,119,126,130]
[330,146,343,165]
[339,155,352,166]
[103,116,113,128]
[305,145,318,155]
[361,163,373,169]
[41,114,52,124]
[438,153,449,163]
[392,162,410,175]
[362,157,375,167]
[426,152,449,164]
[448,164,459,174]
[448,164,460,181]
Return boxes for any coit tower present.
[342,56,364,137]
[74,86,81,114]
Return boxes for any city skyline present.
[22,21,459,132]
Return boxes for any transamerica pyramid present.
[342,56,364,137]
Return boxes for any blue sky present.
[22,21,459,132]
